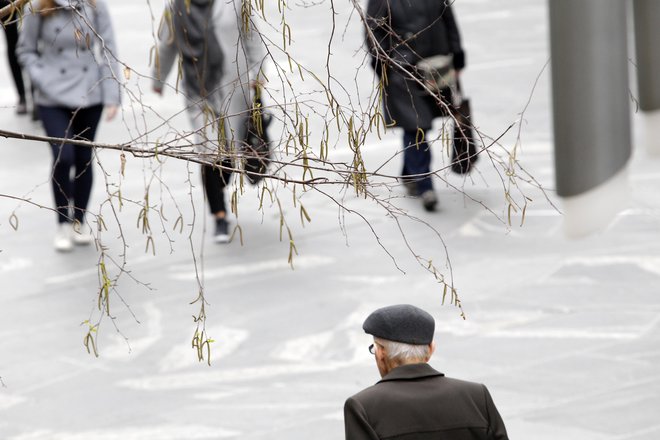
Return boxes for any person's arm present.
[93,0,121,109]
[152,6,178,95]
[343,397,380,440]
[209,0,266,90]
[239,10,265,81]
[364,0,390,76]
[15,9,45,89]
[441,3,465,71]
[482,385,509,440]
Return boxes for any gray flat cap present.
[363,304,435,345]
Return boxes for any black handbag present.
[451,96,478,174]
[243,95,272,185]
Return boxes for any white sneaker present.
[54,223,74,252]
[72,221,93,246]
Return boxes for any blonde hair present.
[38,0,95,16]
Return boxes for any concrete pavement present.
[1,0,659,439]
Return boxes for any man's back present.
[344,363,508,440]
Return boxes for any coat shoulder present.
[440,376,489,397]
[346,382,380,405]
[349,375,487,407]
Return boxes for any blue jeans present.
[38,104,103,224]
[402,128,433,194]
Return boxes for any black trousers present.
[201,160,233,215]
[39,104,103,224]
[2,14,26,101]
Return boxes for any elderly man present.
[344,304,508,440]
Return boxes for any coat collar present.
[377,363,444,383]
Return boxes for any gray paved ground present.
[1,0,660,439]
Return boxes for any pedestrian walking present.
[16,0,121,252]
[365,0,467,211]
[344,304,509,440]
[1,0,28,114]
[152,0,265,243]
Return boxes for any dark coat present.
[344,363,509,440]
[365,0,465,131]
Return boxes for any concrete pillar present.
[549,0,631,238]
[633,0,660,154]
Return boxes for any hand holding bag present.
[416,54,457,94]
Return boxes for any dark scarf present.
[171,0,224,99]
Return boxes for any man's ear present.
[376,344,386,361]
[427,341,436,360]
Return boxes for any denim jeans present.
[402,128,433,195]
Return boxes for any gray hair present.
[374,337,431,364]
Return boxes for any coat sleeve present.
[482,385,509,440]
[94,0,122,105]
[15,10,45,90]
[364,0,389,76]
[236,4,265,80]
[344,397,380,440]
[440,3,465,70]
[152,6,179,93]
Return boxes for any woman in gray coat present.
[17,0,121,251]
[153,0,265,243]
[365,0,465,212]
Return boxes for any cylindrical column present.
[634,0,660,112]
[549,0,631,237]
[633,0,660,155]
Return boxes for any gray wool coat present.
[153,0,265,154]
[17,0,121,108]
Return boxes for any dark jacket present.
[365,0,465,130]
[169,0,224,100]
[344,363,508,440]
[153,0,264,111]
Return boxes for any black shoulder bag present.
[450,81,478,174]
[243,88,272,185]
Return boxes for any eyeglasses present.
[369,343,376,355]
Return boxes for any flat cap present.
[363,304,435,345]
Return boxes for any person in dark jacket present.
[344,304,509,440]
[365,0,466,211]
[1,0,28,114]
